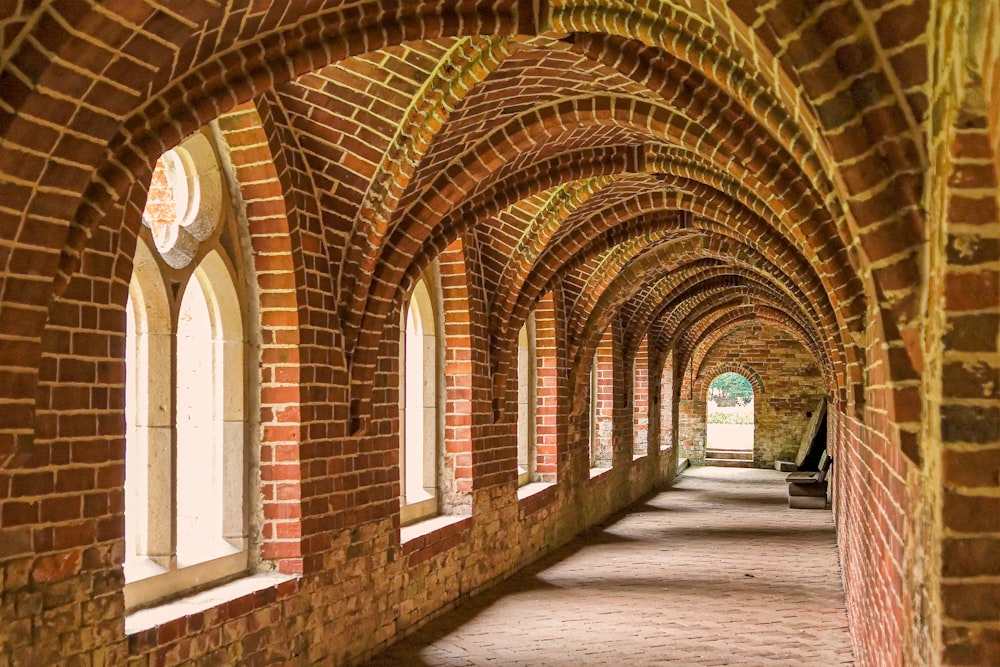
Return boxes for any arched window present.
[591,328,614,470]
[124,242,171,581]
[400,275,440,524]
[589,358,598,468]
[659,350,675,453]
[175,252,245,567]
[124,135,250,610]
[533,292,559,482]
[706,372,755,465]
[632,335,649,458]
[516,314,536,486]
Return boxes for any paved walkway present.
[366,466,855,666]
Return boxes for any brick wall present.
[832,297,914,666]
[5,198,679,666]
[916,4,1000,663]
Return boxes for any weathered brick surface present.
[678,322,826,467]
[368,467,854,666]
[0,2,994,666]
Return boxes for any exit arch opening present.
[706,372,755,462]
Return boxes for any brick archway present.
[4,4,995,666]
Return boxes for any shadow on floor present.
[363,504,658,665]
[646,525,835,541]
[691,491,791,507]
[362,471,844,666]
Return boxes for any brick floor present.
[366,466,855,666]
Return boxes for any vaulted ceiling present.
[0,0,929,440]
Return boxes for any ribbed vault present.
[0,1,966,664]
[0,0,921,539]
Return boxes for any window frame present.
[590,355,599,468]
[124,242,252,611]
[516,313,537,486]
[399,263,444,526]
[632,334,649,459]
[123,132,254,612]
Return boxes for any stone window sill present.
[517,481,555,502]
[400,495,438,526]
[124,548,248,611]
[588,466,613,480]
[125,571,299,636]
[517,481,557,517]
[401,514,472,566]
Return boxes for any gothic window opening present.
[400,274,441,524]
[632,335,649,459]
[516,314,537,486]
[123,133,250,611]
[591,328,614,470]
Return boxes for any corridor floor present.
[367,466,855,666]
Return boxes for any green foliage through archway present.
[708,372,753,403]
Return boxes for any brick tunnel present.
[0,2,997,665]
